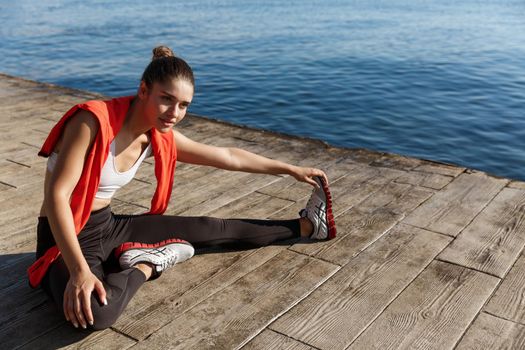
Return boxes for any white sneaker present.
[300,176,337,240]
[115,238,194,277]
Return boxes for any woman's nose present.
[168,105,180,119]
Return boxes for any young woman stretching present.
[28,46,336,331]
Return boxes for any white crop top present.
[47,140,152,199]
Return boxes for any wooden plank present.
[347,261,499,350]
[18,326,136,350]
[128,250,339,349]
[114,247,287,340]
[270,165,405,228]
[0,160,45,188]
[243,329,315,350]
[255,157,357,202]
[394,170,454,190]
[284,180,432,260]
[0,252,34,291]
[509,181,525,190]
[484,253,525,323]
[0,226,38,255]
[269,224,451,350]
[176,172,282,216]
[342,148,382,165]
[403,172,508,237]
[370,153,422,171]
[414,162,466,177]
[438,187,525,277]
[0,293,66,350]
[206,191,294,219]
[455,312,525,350]
[315,183,434,265]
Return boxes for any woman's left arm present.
[173,130,327,187]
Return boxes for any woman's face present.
[140,78,194,133]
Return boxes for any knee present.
[90,299,119,330]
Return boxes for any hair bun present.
[152,46,175,60]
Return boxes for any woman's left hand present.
[290,166,329,188]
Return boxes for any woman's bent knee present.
[90,298,119,330]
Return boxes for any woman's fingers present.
[63,293,70,322]
[94,279,108,306]
[305,176,319,188]
[74,293,87,329]
[82,290,94,327]
[67,293,78,328]
[321,172,329,186]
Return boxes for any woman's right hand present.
[63,269,107,328]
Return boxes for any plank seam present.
[259,328,323,350]
[20,141,40,149]
[131,177,152,185]
[403,222,455,238]
[6,159,31,168]
[448,181,510,240]
[450,262,514,350]
[483,310,525,327]
[434,257,504,279]
[126,247,281,341]
[411,167,466,178]
[243,263,341,349]
[255,170,350,203]
[111,198,150,210]
[195,180,284,216]
[0,180,17,189]
[450,242,525,349]
[109,326,140,342]
[450,309,486,350]
[346,252,451,348]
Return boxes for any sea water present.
[1,0,524,180]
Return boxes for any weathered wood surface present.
[131,250,339,349]
[1,72,525,349]
[438,187,525,277]
[455,312,525,350]
[243,329,316,350]
[403,172,508,237]
[270,224,451,350]
[484,253,525,323]
[347,261,499,350]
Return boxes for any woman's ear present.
[138,81,148,99]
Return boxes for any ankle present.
[299,217,314,237]
[134,262,154,280]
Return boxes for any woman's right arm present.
[44,110,107,329]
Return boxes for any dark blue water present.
[1,0,524,180]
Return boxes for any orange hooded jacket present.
[27,95,177,288]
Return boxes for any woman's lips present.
[159,117,175,127]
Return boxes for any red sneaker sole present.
[319,177,337,239]
[114,238,191,258]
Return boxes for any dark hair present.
[141,45,195,88]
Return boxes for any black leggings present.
[36,206,301,330]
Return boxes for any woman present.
[29,46,336,331]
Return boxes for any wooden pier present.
[1,73,525,349]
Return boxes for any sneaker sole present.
[114,238,192,258]
[317,177,337,239]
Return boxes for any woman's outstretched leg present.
[116,214,303,248]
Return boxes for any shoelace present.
[306,192,324,215]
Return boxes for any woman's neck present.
[121,96,151,141]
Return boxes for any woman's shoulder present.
[62,109,100,143]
